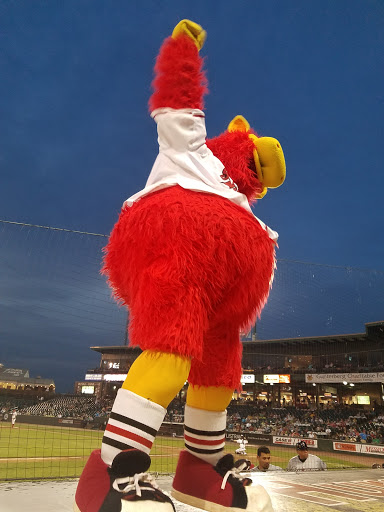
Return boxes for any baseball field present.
[0,422,374,481]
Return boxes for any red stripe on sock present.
[106,424,153,449]
[184,434,225,446]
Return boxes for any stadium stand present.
[17,396,113,420]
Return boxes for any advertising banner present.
[306,372,384,383]
[272,436,318,448]
[226,432,243,441]
[263,374,291,384]
[333,442,384,456]
[85,374,102,381]
[361,444,384,456]
[241,374,255,384]
[247,434,273,444]
[333,442,360,453]
[103,374,126,381]
[226,433,272,444]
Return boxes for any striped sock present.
[184,404,226,465]
[101,388,166,466]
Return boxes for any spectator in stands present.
[358,430,367,442]
[287,441,327,471]
[254,446,282,472]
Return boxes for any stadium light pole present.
[124,311,129,346]
[252,321,257,341]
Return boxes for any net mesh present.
[0,220,383,479]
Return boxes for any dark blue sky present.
[1,1,383,390]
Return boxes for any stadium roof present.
[245,321,384,346]
[0,376,55,386]
[0,366,55,386]
[242,321,384,356]
[90,322,384,356]
[246,332,366,346]
[90,346,142,355]
[0,367,29,378]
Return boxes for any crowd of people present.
[0,397,37,412]
[226,403,384,444]
[165,401,384,445]
[2,395,384,445]
[0,396,113,422]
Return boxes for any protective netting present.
[0,220,383,479]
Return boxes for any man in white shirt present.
[287,441,327,471]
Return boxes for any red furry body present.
[102,34,275,388]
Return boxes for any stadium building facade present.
[241,321,384,408]
[0,364,55,394]
[76,321,384,407]
[74,346,141,399]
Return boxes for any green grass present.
[0,423,370,480]
[0,423,183,479]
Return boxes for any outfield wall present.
[159,423,384,459]
[4,416,384,460]
[226,432,384,458]
[1,414,86,429]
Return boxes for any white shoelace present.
[112,472,158,497]
[221,466,244,490]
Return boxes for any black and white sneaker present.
[75,448,175,512]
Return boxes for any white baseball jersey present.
[287,454,327,471]
[125,108,278,243]
[236,439,248,450]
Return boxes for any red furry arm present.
[149,35,208,112]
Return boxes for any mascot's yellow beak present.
[228,115,286,200]
[249,134,286,199]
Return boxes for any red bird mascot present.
[75,20,285,512]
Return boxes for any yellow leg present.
[122,350,191,408]
[186,385,233,412]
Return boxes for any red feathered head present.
[207,115,286,204]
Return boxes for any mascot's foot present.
[172,451,273,512]
[74,449,175,512]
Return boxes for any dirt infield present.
[252,471,384,511]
